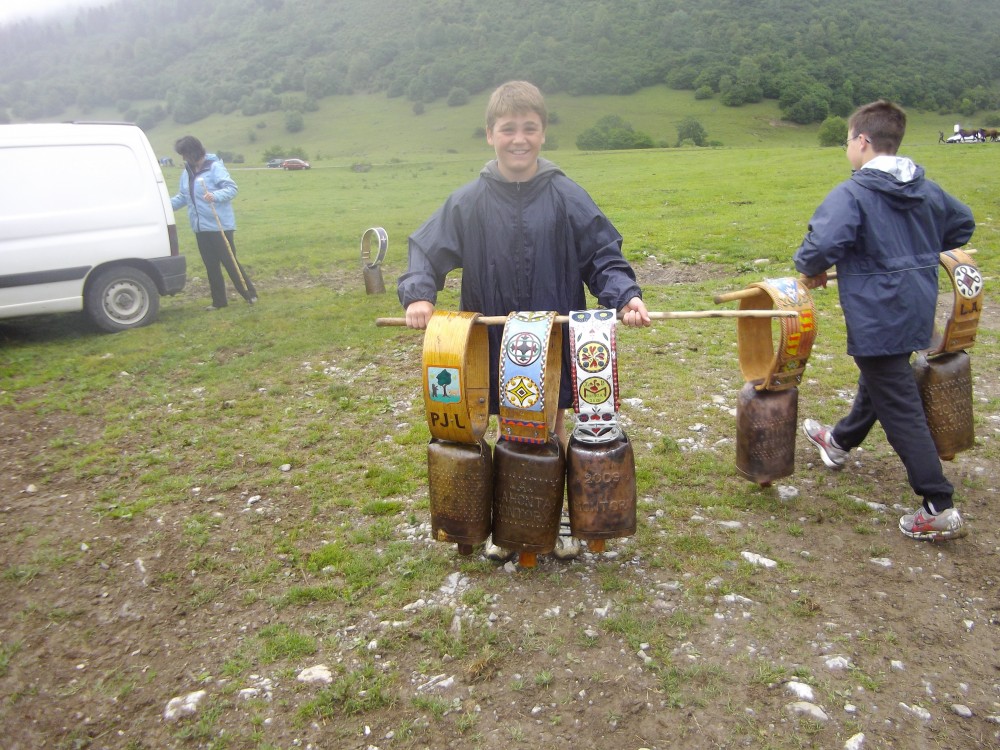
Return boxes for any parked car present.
[266,158,284,168]
[945,133,983,144]
[281,158,310,170]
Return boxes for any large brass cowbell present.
[567,433,636,541]
[566,309,636,544]
[422,311,492,554]
[492,437,566,554]
[493,312,564,559]
[913,248,984,461]
[427,438,493,553]
[734,278,816,486]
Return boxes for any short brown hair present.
[848,100,906,154]
[485,81,547,131]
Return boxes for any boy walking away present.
[171,136,258,310]
[398,81,651,560]
[794,100,975,542]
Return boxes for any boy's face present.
[487,111,545,182]
[845,130,869,171]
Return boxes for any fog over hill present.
[1,0,998,127]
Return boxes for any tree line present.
[1,0,998,127]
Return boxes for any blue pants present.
[832,353,953,510]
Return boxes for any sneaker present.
[483,536,515,562]
[802,419,847,470]
[204,304,223,311]
[248,296,258,305]
[551,515,581,560]
[552,534,581,560]
[899,507,967,541]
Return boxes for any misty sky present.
[0,0,112,26]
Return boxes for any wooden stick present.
[375,309,799,327]
[713,288,766,304]
[715,249,978,300]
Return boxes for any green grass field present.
[2,92,998,748]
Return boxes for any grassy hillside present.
[134,85,974,168]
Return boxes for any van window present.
[0,143,147,219]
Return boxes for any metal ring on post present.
[568,309,621,443]
[926,249,984,357]
[360,227,388,268]
[422,311,490,444]
[737,277,817,391]
[498,311,562,444]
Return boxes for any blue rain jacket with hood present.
[398,158,643,411]
[171,154,238,233]
[793,156,974,357]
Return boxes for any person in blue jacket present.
[794,100,975,542]
[171,135,257,309]
[398,81,651,560]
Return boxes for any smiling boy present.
[398,80,650,560]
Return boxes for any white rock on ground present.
[785,701,829,721]
[741,551,777,569]
[297,665,333,685]
[163,690,206,721]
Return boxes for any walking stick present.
[199,177,249,295]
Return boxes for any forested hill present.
[2,0,999,128]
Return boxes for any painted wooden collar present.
[422,310,490,443]
[499,311,562,444]
[737,277,817,391]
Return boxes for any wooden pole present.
[713,248,979,299]
[375,309,798,327]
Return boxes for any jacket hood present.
[480,157,564,183]
[851,157,926,210]
[185,153,221,175]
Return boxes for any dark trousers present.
[194,230,256,307]
[832,353,953,509]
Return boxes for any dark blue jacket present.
[399,159,643,411]
[794,159,974,356]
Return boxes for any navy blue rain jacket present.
[398,159,643,411]
[794,161,974,356]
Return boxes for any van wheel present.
[85,267,160,332]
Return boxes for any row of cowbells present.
[732,273,977,485]
[737,354,975,490]
[427,433,636,557]
[736,350,975,484]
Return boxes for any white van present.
[0,122,186,331]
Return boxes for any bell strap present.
[361,226,388,269]
[498,311,562,444]
[737,277,817,391]
[422,310,490,443]
[568,309,621,443]
[926,249,984,356]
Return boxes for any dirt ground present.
[1,261,998,750]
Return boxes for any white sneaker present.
[802,419,848,469]
[899,506,967,541]
[552,534,581,560]
[483,536,515,561]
